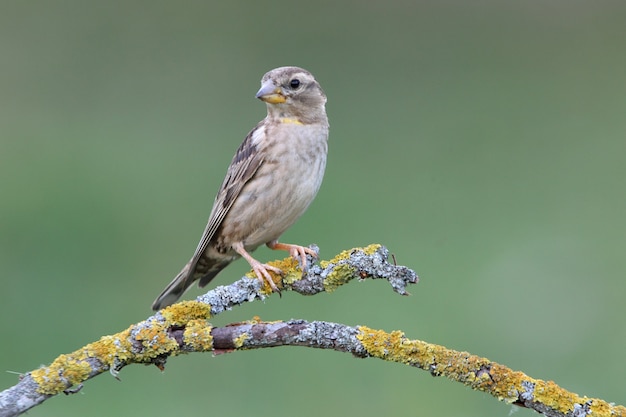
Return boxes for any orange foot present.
[267,240,317,272]
[232,242,283,293]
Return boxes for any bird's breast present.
[220,121,328,249]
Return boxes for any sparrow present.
[152,66,329,311]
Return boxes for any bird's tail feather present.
[151,263,194,311]
[151,260,230,311]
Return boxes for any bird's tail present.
[151,262,195,311]
[151,260,230,311]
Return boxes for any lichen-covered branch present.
[4,319,624,417]
[2,244,622,417]
[0,244,417,417]
[211,323,626,416]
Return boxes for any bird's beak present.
[256,81,286,104]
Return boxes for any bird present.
[151,66,329,311]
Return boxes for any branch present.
[1,244,623,417]
[200,322,626,417]
[3,319,624,417]
[0,244,416,416]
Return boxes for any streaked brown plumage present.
[152,66,329,310]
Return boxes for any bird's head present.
[256,66,327,123]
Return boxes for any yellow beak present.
[256,81,286,104]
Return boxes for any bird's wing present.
[187,122,266,274]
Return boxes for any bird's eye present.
[289,79,301,89]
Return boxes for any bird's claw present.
[252,262,283,294]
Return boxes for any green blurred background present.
[2,1,625,416]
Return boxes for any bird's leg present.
[232,242,282,293]
[267,240,317,272]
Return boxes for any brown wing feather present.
[186,122,265,276]
[151,122,266,310]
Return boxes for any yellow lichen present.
[31,329,144,395]
[31,354,92,395]
[84,333,129,365]
[160,300,212,325]
[357,326,504,394]
[529,379,595,415]
[589,400,626,416]
[233,332,250,348]
[183,319,213,352]
[320,245,382,292]
[323,262,356,292]
[133,324,180,357]
[274,256,302,286]
[362,243,382,255]
[355,326,626,415]
[32,301,217,395]
[356,327,410,362]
